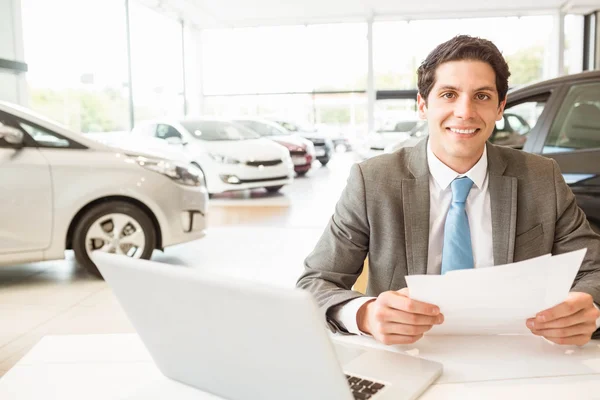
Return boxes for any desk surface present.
[0,333,599,399]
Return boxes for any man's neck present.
[431,147,484,175]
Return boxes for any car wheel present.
[72,201,156,278]
[319,159,330,166]
[296,171,308,177]
[265,185,284,193]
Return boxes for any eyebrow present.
[437,85,497,93]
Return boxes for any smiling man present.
[297,35,600,346]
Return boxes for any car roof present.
[508,70,600,99]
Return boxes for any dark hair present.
[417,35,510,104]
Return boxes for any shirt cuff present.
[594,303,600,330]
[330,297,376,336]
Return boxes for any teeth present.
[449,128,477,134]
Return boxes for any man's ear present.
[417,92,428,119]
[496,98,507,121]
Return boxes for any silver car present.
[0,101,208,277]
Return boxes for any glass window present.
[130,3,184,122]
[374,16,554,90]
[155,124,182,140]
[22,0,130,133]
[182,121,260,141]
[490,97,547,149]
[202,23,367,95]
[543,83,600,154]
[19,121,71,148]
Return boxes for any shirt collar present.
[426,139,488,191]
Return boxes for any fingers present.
[531,322,597,339]
[382,290,440,317]
[527,307,598,330]
[380,321,436,336]
[376,307,444,326]
[535,292,593,323]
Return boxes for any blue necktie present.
[441,177,474,275]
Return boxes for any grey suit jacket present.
[296,139,600,337]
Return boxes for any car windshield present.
[379,120,419,133]
[236,120,290,137]
[181,120,260,141]
[277,121,316,133]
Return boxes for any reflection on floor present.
[0,152,358,376]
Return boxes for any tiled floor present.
[0,152,357,376]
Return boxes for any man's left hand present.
[527,292,600,345]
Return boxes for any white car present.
[0,101,208,277]
[356,119,425,160]
[132,118,294,194]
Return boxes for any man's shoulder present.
[491,144,556,175]
[357,147,414,179]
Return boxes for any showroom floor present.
[0,152,357,376]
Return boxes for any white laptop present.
[92,252,442,400]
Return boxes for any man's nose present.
[454,96,476,120]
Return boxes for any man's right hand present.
[356,288,444,345]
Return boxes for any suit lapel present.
[487,143,518,265]
[402,139,430,276]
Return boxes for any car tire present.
[296,171,308,177]
[72,201,157,278]
[319,159,330,166]
[265,185,284,193]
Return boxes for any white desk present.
[0,333,599,399]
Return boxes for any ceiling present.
[139,0,600,29]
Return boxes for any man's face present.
[418,60,506,171]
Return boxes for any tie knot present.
[451,177,473,203]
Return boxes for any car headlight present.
[130,156,205,187]
[209,153,240,164]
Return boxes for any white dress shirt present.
[332,141,600,335]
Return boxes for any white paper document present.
[405,249,587,335]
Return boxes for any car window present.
[155,124,182,140]
[133,123,157,137]
[181,121,260,141]
[236,120,287,137]
[543,82,600,154]
[19,121,71,148]
[0,117,24,148]
[490,97,547,149]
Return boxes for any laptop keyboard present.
[345,374,386,399]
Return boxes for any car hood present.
[189,137,287,162]
[269,134,309,149]
[87,134,193,162]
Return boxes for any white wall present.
[0,0,28,105]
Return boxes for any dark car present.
[504,70,600,232]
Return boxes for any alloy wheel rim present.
[85,213,146,259]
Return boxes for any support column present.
[183,24,205,115]
[0,0,28,105]
[367,15,375,135]
[551,10,566,77]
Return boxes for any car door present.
[0,112,53,254]
[535,81,600,226]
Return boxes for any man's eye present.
[477,94,490,100]
[442,93,455,99]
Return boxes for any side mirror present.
[0,124,24,147]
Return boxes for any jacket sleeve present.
[551,160,600,339]
[296,163,371,334]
